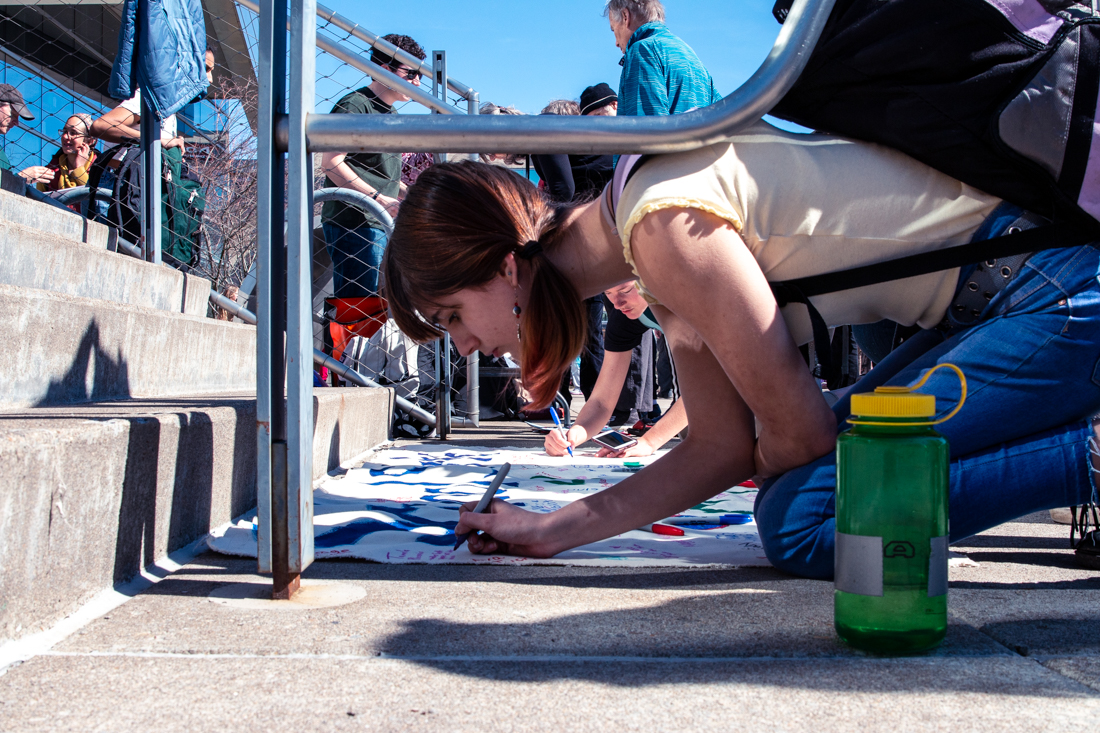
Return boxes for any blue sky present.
[1,0,790,169]
[319,0,786,115]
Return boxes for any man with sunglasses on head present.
[320,34,426,306]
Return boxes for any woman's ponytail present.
[516,231,586,410]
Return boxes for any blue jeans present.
[323,221,387,299]
[755,233,1100,579]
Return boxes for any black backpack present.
[771,0,1100,231]
[758,0,1100,377]
[87,143,205,269]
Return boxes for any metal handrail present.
[55,186,114,205]
[312,187,394,232]
[296,0,835,155]
[235,0,461,117]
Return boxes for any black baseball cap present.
[580,83,617,115]
[0,84,33,120]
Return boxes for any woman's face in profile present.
[426,268,521,360]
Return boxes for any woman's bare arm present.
[463,306,758,556]
[628,208,836,476]
[459,207,835,556]
[545,349,632,455]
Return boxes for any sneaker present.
[1077,528,1100,570]
[1071,502,1100,569]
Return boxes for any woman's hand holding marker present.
[456,500,559,558]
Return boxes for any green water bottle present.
[834,369,960,654]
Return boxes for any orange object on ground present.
[326,297,388,362]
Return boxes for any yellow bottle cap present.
[850,388,936,418]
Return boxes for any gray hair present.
[479,102,524,116]
[602,0,665,24]
[540,99,580,116]
[478,102,526,164]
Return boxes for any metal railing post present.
[464,90,481,428]
[255,0,288,579]
[140,96,161,264]
[276,0,317,600]
[429,50,452,438]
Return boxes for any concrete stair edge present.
[0,188,112,250]
[0,282,256,409]
[0,387,394,643]
[0,212,211,317]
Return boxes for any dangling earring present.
[513,285,522,341]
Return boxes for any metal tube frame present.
[256,0,289,590]
[465,90,480,427]
[260,0,833,598]
[295,0,835,155]
[236,0,459,117]
[140,96,162,264]
[431,49,451,440]
[280,0,317,599]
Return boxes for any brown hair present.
[382,161,586,409]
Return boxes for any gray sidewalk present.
[2,421,1098,731]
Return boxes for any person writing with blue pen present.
[545,281,687,458]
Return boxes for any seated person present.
[340,319,420,403]
[545,281,687,458]
[90,48,214,151]
[38,114,97,194]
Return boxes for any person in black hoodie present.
[530,88,624,413]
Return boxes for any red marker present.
[645,523,685,537]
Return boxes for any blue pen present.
[550,407,573,457]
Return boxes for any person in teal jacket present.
[605,0,721,117]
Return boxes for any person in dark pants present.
[319,34,425,300]
[530,93,620,408]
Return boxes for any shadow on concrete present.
[978,617,1100,656]
[113,416,161,583]
[35,320,131,406]
[166,410,215,553]
[953,535,1072,550]
[110,404,257,586]
[960,551,1090,569]
[950,577,1100,590]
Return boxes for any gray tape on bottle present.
[928,535,948,597]
[835,532,883,597]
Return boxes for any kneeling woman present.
[382,121,1100,575]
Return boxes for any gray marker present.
[453,462,512,551]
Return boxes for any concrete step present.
[0,283,256,409]
[0,189,210,316]
[0,387,393,642]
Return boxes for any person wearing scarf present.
[38,113,97,192]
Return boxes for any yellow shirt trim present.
[620,198,745,303]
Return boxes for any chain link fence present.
[0,0,524,434]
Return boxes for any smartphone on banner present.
[592,430,639,452]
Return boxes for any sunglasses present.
[391,65,422,81]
